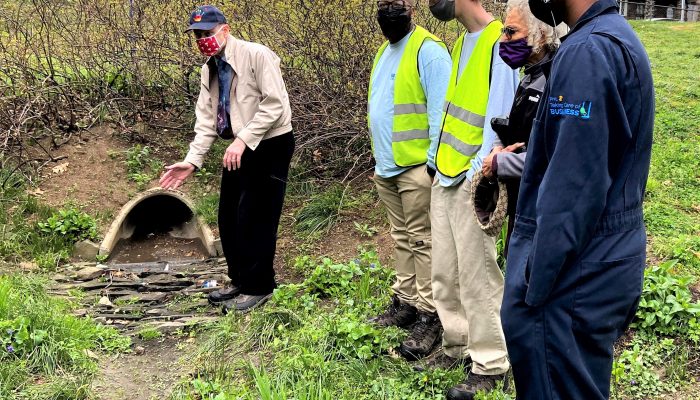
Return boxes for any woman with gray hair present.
[480,0,565,255]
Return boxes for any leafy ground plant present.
[38,207,98,243]
[631,260,700,341]
[125,144,164,189]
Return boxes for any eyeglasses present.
[501,26,519,40]
[377,0,411,10]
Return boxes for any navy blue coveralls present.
[500,1,654,399]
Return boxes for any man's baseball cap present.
[185,5,227,32]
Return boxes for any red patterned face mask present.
[196,26,224,56]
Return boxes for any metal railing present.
[619,0,700,21]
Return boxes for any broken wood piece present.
[114,292,168,303]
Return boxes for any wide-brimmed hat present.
[471,170,508,237]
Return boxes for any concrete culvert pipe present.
[99,188,218,261]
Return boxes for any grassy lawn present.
[632,21,700,273]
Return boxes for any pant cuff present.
[471,360,511,375]
[393,291,418,308]
[415,302,437,314]
[443,345,469,359]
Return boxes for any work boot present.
[222,293,272,314]
[207,285,241,305]
[368,295,417,328]
[399,311,442,360]
[413,348,471,372]
[446,372,510,400]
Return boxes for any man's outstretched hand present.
[160,162,195,190]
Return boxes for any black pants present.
[218,132,294,295]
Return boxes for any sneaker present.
[207,286,241,305]
[221,293,272,314]
[413,348,471,372]
[368,295,417,328]
[446,372,510,400]
[399,311,442,360]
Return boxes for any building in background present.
[620,0,698,21]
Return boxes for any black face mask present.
[429,0,455,22]
[377,7,412,43]
[528,0,565,27]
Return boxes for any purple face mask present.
[499,38,533,70]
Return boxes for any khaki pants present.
[374,166,435,313]
[431,179,510,375]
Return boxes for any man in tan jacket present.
[160,5,294,312]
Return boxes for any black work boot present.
[221,293,273,314]
[207,285,241,305]
[368,295,417,328]
[446,372,510,400]
[399,310,442,360]
[413,348,471,372]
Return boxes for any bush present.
[37,207,98,244]
[327,314,403,360]
[1,0,503,184]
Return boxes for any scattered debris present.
[52,162,70,174]
[51,258,228,334]
[98,296,113,307]
[26,187,45,197]
[19,261,38,271]
[76,265,107,281]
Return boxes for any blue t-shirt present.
[437,29,520,187]
[369,30,452,179]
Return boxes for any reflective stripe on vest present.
[368,26,447,167]
[435,20,503,178]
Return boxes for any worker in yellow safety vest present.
[422,0,520,398]
[367,0,451,362]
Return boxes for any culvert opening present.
[100,189,217,264]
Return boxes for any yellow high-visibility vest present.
[435,21,503,177]
[368,26,447,167]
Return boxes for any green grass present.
[137,327,164,341]
[631,21,700,271]
[0,274,131,399]
[170,249,483,400]
[609,21,700,399]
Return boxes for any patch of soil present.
[109,234,209,264]
[36,126,140,225]
[691,281,700,303]
[274,197,393,279]
[93,337,196,400]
